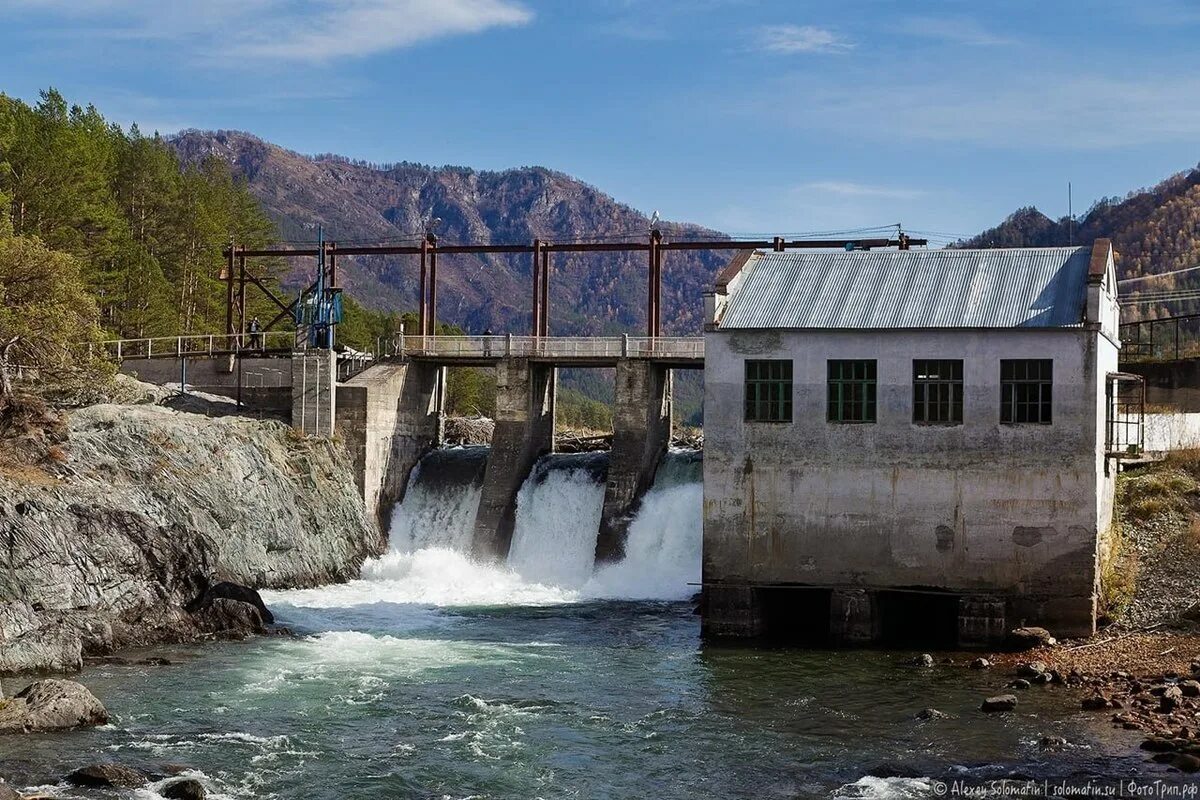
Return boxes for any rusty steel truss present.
[222,231,926,341]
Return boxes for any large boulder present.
[1016,661,1048,678]
[980,694,1018,712]
[66,763,148,788]
[0,679,107,734]
[1007,627,1056,650]
[162,778,207,800]
[192,598,267,638]
[189,582,274,625]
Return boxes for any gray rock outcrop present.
[0,398,384,673]
[0,679,108,733]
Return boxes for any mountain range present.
[173,130,1200,331]
[171,130,726,337]
[958,166,1200,319]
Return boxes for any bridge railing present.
[91,332,705,366]
[93,331,299,360]
[395,335,704,360]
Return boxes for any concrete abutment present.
[335,362,445,527]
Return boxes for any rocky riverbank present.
[967,454,1200,773]
[0,378,384,675]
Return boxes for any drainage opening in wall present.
[876,590,960,649]
[758,587,833,645]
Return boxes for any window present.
[745,360,792,422]
[1000,359,1052,424]
[828,360,876,423]
[913,360,963,424]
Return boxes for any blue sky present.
[3,0,1199,244]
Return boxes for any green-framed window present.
[744,360,793,423]
[913,359,963,424]
[827,360,876,423]
[1000,359,1052,424]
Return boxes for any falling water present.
[507,452,610,588]
[384,446,488,553]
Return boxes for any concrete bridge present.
[109,333,703,562]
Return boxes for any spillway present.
[375,446,701,603]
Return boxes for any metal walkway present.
[93,333,706,370]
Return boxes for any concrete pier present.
[472,359,556,559]
[595,361,672,562]
[702,586,764,638]
[957,596,1007,648]
[829,589,877,646]
[336,362,444,525]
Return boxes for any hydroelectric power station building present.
[701,240,1123,645]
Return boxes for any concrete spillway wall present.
[332,357,678,564]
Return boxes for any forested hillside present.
[959,167,1200,320]
[0,91,282,339]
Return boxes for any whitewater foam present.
[584,481,702,600]
[508,457,606,588]
[268,447,702,620]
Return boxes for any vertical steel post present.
[540,248,551,337]
[237,247,247,348]
[653,233,663,337]
[428,233,439,336]
[224,243,236,337]
[328,240,337,292]
[648,229,663,337]
[531,238,542,336]
[419,238,428,339]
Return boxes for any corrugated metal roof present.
[718,247,1091,329]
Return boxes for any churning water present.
[0,447,1175,798]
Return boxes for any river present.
[0,449,1174,798]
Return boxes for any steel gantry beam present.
[225,234,927,340]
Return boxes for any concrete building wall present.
[1142,412,1200,453]
[702,327,1117,639]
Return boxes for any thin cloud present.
[759,73,1200,150]
[757,24,853,54]
[6,0,534,63]
[899,17,1014,47]
[798,181,925,200]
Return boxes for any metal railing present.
[1119,313,1200,362]
[1106,372,1145,459]
[391,335,704,361]
[91,333,705,367]
[92,331,299,360]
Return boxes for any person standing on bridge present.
[483,326,494,357]
[249,316,262,350]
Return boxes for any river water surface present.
[0,449,1174,798]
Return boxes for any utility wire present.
[1118,264,1200,285]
